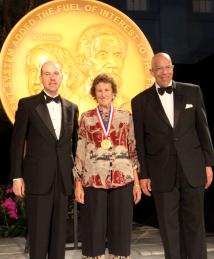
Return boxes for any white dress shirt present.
[44,91,62,140]
[156,82,174,128]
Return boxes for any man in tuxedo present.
[10,61,79,259]
[131,52,214,259]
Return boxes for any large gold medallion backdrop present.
[0,0,154,123]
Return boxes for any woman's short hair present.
[90,73,117,100]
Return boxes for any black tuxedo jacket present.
[131,81,214,192]
[10,92,78,195]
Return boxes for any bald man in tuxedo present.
[131,52,214,259]
[10,61,78,259]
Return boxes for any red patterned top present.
[73,106,139,189]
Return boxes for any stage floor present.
[1,225,214,258]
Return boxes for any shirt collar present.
[155,81,172,89]
[43,90,59,98]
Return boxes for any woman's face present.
[95,82,114,108]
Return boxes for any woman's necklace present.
[98,108,109,124]
[96,105,113,150]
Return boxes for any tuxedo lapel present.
[35,93,57,140]
[59,99,67,139]
[150,86,172,127]
[59,98,72,140]
[173,82,185,129]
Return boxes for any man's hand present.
[133,184,141,204]
[74,180,84,204]
[13,178,25,198]
[140,178,152,196]
[205,166,213,189]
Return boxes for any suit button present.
[174,138,179,141]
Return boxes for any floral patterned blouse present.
[73,106,139,189]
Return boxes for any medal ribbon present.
[96,104,114,138]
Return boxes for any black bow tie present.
[44,93,61,103]
[157,86,173,95]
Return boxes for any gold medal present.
[101,139,112,150]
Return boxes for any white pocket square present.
[185,104,193,109]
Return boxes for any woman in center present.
[73,73,141,259]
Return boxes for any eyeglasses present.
[152,65,173,72]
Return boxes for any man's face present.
[89,34,124,83]
[40,61,63,96]
[150,55,174,87]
